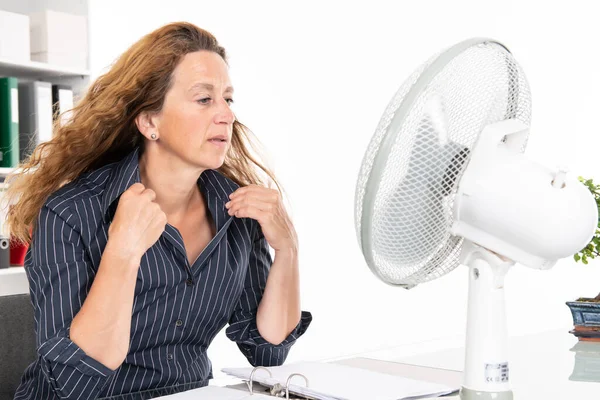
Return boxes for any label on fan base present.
[485,362,509,383]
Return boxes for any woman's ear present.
[135,111,160,141]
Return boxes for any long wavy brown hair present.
[5,22,280,244]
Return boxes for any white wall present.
[88,0,600,376]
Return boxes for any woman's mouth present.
[208,138,227,147]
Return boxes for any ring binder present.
[223,360,458,400]
[269,383,285,397]
[284,373,309,400]
[245,367,310,399]
[247,366,272,395]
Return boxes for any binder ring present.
[285,373,309,400]
[247,366,272,395]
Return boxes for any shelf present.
[0,167,26,183]
[0,267,25,275]
[0,267,28,296]
[0,165,36,176]
[0,168,15,176]
[0,56,90,80]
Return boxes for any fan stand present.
[459,240,515,400]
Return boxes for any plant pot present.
[567,301,600,340]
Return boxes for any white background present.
[87,0,600,376]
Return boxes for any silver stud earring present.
[151,133,157,140]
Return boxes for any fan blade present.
[374,98,468,274]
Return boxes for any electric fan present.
[354,37,598,399]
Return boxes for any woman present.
[9,22,311,400]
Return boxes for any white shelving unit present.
[0,2,90,287]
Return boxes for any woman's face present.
[154,50,235,170]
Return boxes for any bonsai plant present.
[566,176,600,341]
[572,176,600,301]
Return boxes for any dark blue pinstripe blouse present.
[14,147,312,399]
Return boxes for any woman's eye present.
[197,98,234,105]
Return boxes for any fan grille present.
[355,40,531,287]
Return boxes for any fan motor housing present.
[452,120,598,269]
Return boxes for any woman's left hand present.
[225,184,297,253]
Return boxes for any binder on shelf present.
[0,77,20,168]
[10,235,28,267]
[51,84,74,126]
[0,185,10,269]
[18,81,53,161]
[0,233,9,269]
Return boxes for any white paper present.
[36,85,53,142]
[223,362,456,400]
[58,88,74,126]
[11,88,18,123]
[155,385,272,399]
[58,88,74,113]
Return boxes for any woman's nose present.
[215,100,235,124]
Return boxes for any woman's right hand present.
[107,182,168,261]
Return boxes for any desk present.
[358,328,600,399]
[125,329,598,399]
[99,329,600,399]
[99,359,461,400]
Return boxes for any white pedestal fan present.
[354,38,598,399]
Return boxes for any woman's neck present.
[138,145,206,221]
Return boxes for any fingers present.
[229,204,269,222]
[141,188,156,202]
[150,208,168,230]
[140,201,163,222]
[128,182,146,194]
[229,185,279,202]
[123,183,156,202]
[226,196,275,214]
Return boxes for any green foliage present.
[574,177,600,264]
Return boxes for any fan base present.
[460,387,513,400]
